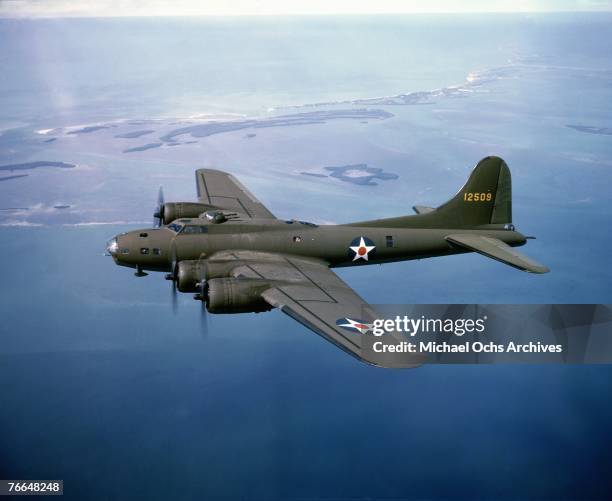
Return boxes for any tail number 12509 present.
[464,192,492,202]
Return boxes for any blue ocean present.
[1,14,612,499]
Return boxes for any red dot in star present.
[358,246,367,255]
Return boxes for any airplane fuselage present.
[110,218,526,273]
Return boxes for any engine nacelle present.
[176,260,245,292]
[176,260,206,292]
[162,202,214,224]
[206,278,272,314]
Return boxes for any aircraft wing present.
[195,169,276,219]
[210,251,422,368]
[446,234,550,274]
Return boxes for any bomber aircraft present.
[106,156,548,367]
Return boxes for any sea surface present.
[1,14,612,499]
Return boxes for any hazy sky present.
[1,0,611,17]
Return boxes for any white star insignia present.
[337,318,372,334]
[350,237,375,261]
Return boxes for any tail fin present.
[348,156,513,229]
[433,156,512,227]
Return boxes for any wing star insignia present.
[335,317,373,334]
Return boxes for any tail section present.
[349,156,513,229]
[434,156,512,227]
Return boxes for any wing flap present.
[446,234,549,274]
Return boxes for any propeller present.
[171,275,178,315]
[199,280,209,338]
[194,259,209,337]
[165,238,179,314]
[153,186,165,228]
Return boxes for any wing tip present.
[526,265,550,274]
[196,168,229,175]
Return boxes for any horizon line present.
[2,9,612,19]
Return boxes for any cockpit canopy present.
[167,220,210,234]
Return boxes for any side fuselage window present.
[140,248,149,255]
[386,235,394,248]
[182,226,208,234]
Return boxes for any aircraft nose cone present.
[106,237,119,256]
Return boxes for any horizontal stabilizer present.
[446,234,549,274]
[413,205,435,215]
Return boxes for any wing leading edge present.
[195,169,276,219]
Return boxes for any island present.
[67,125,110,135]
[115,129,156,139]
[301,164,399,186]
[0,174,29,182]
[0,161,76,172]
[159,109,394,143]
[566,124,612,136]
[123,143,163,153]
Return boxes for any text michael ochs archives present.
[369,315,564,354]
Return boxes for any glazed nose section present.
[105,236,119,257]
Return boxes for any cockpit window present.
[167,223,183,233]
[298,221,318,227]
[285,220,318,227]
[182,225,208,234]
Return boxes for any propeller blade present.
[200,292,209,338]
[171,279,178,315]
[170,239,178,279]
[153,186,165,227]
[198,279,209,338]
[169,239,179,314]
[198,259,209,337]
